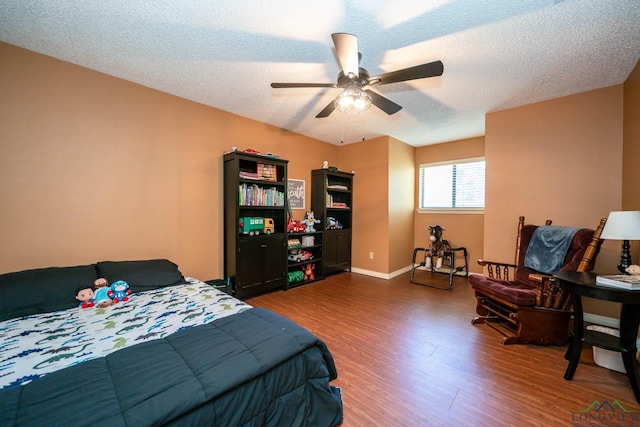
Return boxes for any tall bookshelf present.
[311,169,353,275]
[223,151,288,298]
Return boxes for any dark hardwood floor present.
[246,271,638,427]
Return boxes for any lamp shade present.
[600,211,640,240]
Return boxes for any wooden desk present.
[555,271,640,403]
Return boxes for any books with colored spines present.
[238,183,284,206]
[595,274,640,290]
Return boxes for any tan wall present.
[388,138,415,273]
[338,137,390,273]
[2,41,637,293]
[623,60,640,261]
[485,85,624,317]
[0,42,338,279]
[414,137,485,273]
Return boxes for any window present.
[419,158,485,210]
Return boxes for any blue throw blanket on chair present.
[524,226,581,274]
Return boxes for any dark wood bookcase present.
[223,151,288,298]
[311,169,353,275]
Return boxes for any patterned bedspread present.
[0,278,250,390]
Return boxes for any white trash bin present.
[586,325,640,374]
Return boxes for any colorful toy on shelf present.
[326,217,343,230]
[287,217,306,233]
[239,217,274,235]
[302,211,320,232]
[303,264,315,281]
[263,218,275,234]
[288,238,302,249]
[288,270,304,283]
[288,249,314,262]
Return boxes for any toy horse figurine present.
[425,225,450,270]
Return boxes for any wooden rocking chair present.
[470,216,606,345]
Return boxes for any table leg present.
[564,293,584,380]
[619,304,640,403]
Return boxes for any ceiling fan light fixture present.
[335,88,372,114]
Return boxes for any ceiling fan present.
[271,33,444,118]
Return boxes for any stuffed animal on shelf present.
[424,225,451,271]
[93,278,114,308]
[108,280,131,303]
[75,286,95,309]
[303,264,315,281]
[302,211,320,232]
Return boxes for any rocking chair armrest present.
[528,273,555,285]
[477,259,517,269]
[529,273,571,310]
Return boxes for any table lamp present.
[600,211,640,274]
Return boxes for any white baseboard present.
[352,264,469,280]
[350,265,413,280]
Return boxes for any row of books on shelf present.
[238,183,284,206]
[325,194,349,208]
[596,274,640,290]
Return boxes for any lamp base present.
[617,239,633,274]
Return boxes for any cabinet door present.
[324,232,337,268]
[334,230,351,266]
[237,235,285,297]
[325,229,351,270]
[237,239,265,294]
[261,235,286,286]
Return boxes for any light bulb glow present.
[334,88,372,114]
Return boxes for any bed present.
[0,259,343,426]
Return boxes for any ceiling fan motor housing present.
[337,68,370,88]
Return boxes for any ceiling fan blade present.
[365,89,402,115]
[271,83,337,88]
[315,99,336,118]
[369,60,444,86]
[332,33,359,77]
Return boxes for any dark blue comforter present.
[0,307,343,426]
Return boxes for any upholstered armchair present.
[470,216,606,345]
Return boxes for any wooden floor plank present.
[246,272,638,426]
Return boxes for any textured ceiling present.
[1,0,639,146]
